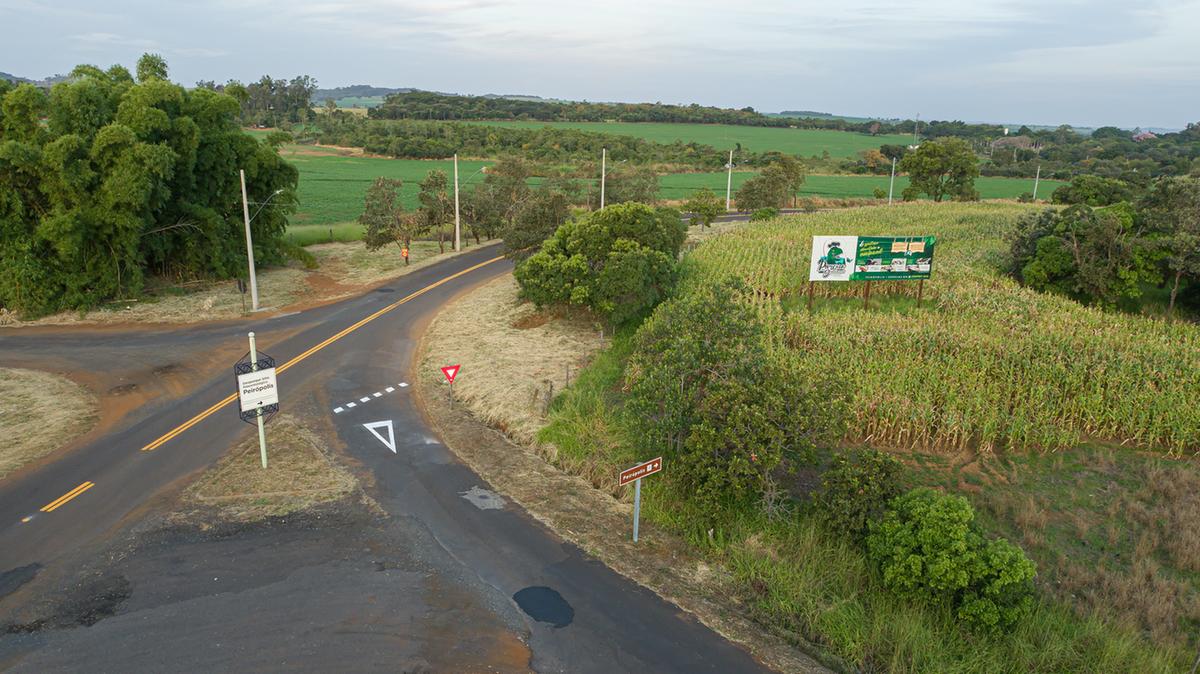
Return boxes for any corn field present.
[685,202,1200,454]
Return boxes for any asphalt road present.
[0,245,770,673]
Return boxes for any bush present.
[866,488,1036,633]
[872,187,887,200]
[812,449,903,539]
[625,279,846,513]
[750,207,778,221]
[1017,191,1034,203]
[514,202,685,324]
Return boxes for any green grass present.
[283,222,365,245]
[659,172,1065,202]
[463,120,914,158]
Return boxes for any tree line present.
[311,114,775,169]
[0,54,298,317]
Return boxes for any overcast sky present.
[2,0,1197,129]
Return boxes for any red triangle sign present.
[441,364,460,384]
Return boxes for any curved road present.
[0,245,771,673]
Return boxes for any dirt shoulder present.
[0,240,492,329]
[0,368,98,481]
[416,274,830,674]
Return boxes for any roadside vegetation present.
[0,368,97,480]
[501,200,1198,671]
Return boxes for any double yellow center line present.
[40,481,95,513]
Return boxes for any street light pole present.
[240,169,259,312]
[453,153,461,252]
[888,157,897,206]
[725,149,734,211]
[600,147,607,210]
[1032,164,1041,202]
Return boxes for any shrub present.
[812,449,903,539]
[872,187,887,200]
[866,487,1036,633]
[1017,191,1034,203]
[514,202,685,324]
[750,207,778,221]
[625,279,846,513]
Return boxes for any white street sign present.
[363,420,397,453]
[237,368,279,412]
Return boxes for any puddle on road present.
[512,586,574,628]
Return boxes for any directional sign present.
[441,364,461,384]
[619,457,663,487]
[363,420,396,453]
[237,368,279,412]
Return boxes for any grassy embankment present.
[0,369,97,480]
[541,202,1199,672]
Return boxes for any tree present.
[136,53,168,83]
[595,166,658,206]
[624,279,845,513]
[1138,177,1200,315]
[359,177,426,264]
[736,170,788,211]
[1007,204,1157,307]
[498,184,572,258]
[770,154,807,206]
[0,55,298,317]
[1050,175,1135,206]
[683,187,723,229]
[514,202,685,324]
[417,170,453,253]
[899,137,979,202]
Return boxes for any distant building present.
[1132,131,1158,142]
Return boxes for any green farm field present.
[659,171,1066,202]
[463,120,914,157]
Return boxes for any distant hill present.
[312,85,416,102]
[0,71,31,84]
[0,71,70,87]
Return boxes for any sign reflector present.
[441,364,460,384]
[619,457,663,487]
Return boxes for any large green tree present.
[359,177,426,265]
[0,55,297,317]
[683,187,724,229]
[900,138,980,202]
[514,202,684,324]
[1138,177,1200,315]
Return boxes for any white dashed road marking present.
[333,383,410,414]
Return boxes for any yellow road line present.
[41,481,95,512]
[140,255,504,452]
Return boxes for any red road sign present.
[619,457,663,486]
[441,364,461,384]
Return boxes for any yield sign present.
[441,364,460,384]
[362,420,396,453]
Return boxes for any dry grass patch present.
[180,414,357,522]
[421,274,604,445]
[308,238,490,289]
[0,368,98,480]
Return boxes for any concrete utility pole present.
[239,169,259,312]
[913,113,921,144]
[600,147,607,210]
[453,153,461,252]
[888,157,897,205]
[725,149,734,211]
[1032,164,1041,202]
[248,331,268,469]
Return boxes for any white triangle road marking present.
[363,420,396,453]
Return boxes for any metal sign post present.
[235,332,279,468]
[619,457,663,542]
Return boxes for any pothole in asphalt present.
[153,363,182,376]
[512,586,573,628]
[374,288,395,293]
[108,383,137,395]
[459,486,505,510]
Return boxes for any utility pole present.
[1032,164,1041,202]
[888,157,897,205]
[453,153,461,252]
[600,147,607,210]
[248,331,268,469]
[725,149,734,211]
[239,169,260,312]
[913,113,921,144]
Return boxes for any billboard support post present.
[917,279,924,308]
[864,280,872,310]
[806,281,814,311]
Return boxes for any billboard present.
[810,235,935,282]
